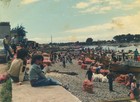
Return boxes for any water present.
[84,45,140,52]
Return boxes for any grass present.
[0,61,12,102]
[0,78,12,102]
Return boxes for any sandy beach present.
[46,59,130,102]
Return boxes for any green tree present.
[11,25,27,43]
[134,34,140,42]
[11,25,27,37]
[86,38,93,45]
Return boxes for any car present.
[0,39,8,63]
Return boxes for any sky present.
[0,0,140,44]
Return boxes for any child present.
[86,68,93,81]
[8,49,28,84]
[29,55,68,89]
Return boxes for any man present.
[134,49,139,61]
[11,34,18,54]
[107,71,115,92]
[3,35,13,58]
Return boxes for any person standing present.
[107,71,115,92]
[134,49,139,61]
[3,35,13,58]
[85,68,93,81]
[11,34,18,54]
[62,56,66,68]
[122,50,125,61]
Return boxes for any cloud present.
[112,12,140,33]
[66,23,113,33]
[21,0,39,5]
[75,2,89,9]
[29,35,78,43]
[29,11,140,43]
[65,11,140,41]
[75,0,115,14]
[75,0,140,14]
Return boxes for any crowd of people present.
[0,35,140,100]
[78,47,140,99]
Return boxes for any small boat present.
[110,61,140,73]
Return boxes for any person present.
[111,52,117,62]
[85,67,93,81]
[62,56,66,68]
[11,34,18,54]
[128,73,134,87]
[29,54,68,89]
[107,71,115,92]
[3,35,13,58]
[96,66,101,74]
[7,49,28,84]
[122,50,125,61]
[128,79,137,99]
[134,49,139,61]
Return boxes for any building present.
[0,22,10,39]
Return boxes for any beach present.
[47,59,130,102]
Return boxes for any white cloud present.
[89,0,103,4]
[28,11,140,43]
[65,11,140,41]
[123,0,140,10]
[99,6,111,13]
[75,2,89,9]
[80,6,97,13]
[66,23,113,33]
[29,36,78,43]
[21,0,39,5]
[112,12,140,33]
[75,0,140,14]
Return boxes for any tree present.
[86,38,93,45]
[11,25,27,43]
[11,25,27,37]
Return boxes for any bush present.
[0,78,12,102]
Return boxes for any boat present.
[109,60,140,73]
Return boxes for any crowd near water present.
[0,35,140,102]
[84,45,140,52]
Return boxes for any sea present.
[84,45,140,52]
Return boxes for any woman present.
[29,54,68,88]
[8,49,28,84]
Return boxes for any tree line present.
[113,34,140,43]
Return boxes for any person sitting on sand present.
[29,54,68,89]
[8,49,28,84]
